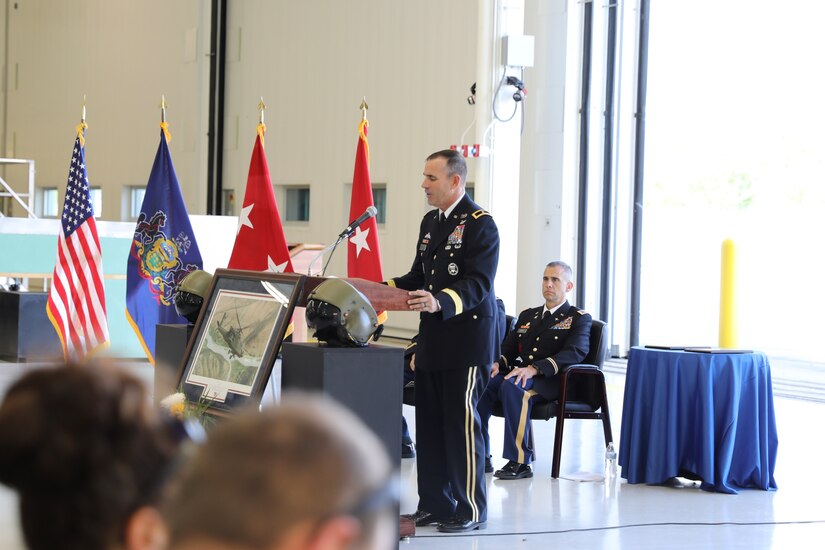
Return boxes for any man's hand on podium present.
[407,289,441,313]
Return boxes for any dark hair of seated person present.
[0,362,182,550]
[165,394,397,550]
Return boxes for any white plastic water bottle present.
[604,442,617,482]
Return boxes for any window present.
[42,187,59,217]
[372,185,386,224]
[90,187,102,218]
[130,186,146,219]
[343,183,387,225]
[285,186,310,222]
[637,0,825,362]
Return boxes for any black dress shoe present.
[485,455,494,474]
[402,441,416,459]
[493,460,533,480]
[437,517,486,533]
[401,510,444,527]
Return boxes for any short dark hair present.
[547,260,574,281]
[0,363,180,550]
[427,149,467,185]
[166,393,394,549]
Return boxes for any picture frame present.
[176,268,305,416]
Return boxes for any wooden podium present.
[286,243,411,341]
[296,276,412,311]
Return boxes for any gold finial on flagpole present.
[257,97,267,145]
[360,97,368,122]
[76,95,89,145]
[159,95,171,142]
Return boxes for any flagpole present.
[315,96,369,277]
[76,96,88,146]
[257,97,266,145]
[126,94,201,362]
[47,95,111,360]
[160,95,171,142]
[348,96,386,325]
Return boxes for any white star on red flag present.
[349,226,372,258]
[227,131,294,275]
[237,203,254,234]
[267,255,289,273]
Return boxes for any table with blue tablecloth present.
[618,347,778,494]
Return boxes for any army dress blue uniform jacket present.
[389,194,500,371]
[499,301,592,401]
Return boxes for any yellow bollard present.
[719,239,737,348]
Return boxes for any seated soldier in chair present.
[477,261,592,479]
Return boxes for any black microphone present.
[338,206,378,239]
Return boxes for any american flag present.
[46,134,109,360]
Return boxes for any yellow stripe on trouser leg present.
[464,367,478,522]
[514,389,537,464]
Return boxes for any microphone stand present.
[306,235,346,277]
[307,207,374,276]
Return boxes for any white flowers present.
[160,392,187,418]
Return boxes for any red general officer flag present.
[228,124,294,274]
[347,116,386,322]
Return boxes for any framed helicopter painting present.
[176,268,306,417]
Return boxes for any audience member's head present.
[0,363,183,550]
[166,393,396,550]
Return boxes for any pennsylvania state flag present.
[126,128,202,363]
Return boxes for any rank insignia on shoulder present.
[471,209,491,219]
[577,310,588,315]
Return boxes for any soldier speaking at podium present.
[388,149,500,533]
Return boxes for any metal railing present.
[0,158,37,218]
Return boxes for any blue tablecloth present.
[618,347,778,494]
